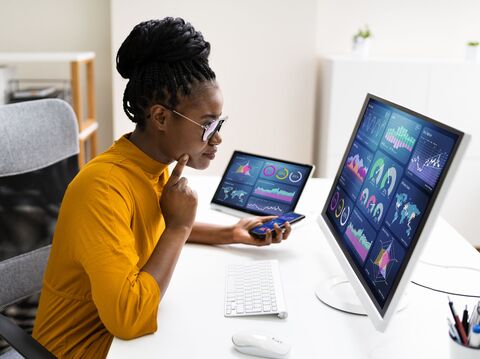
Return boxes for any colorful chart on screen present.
[212,151,313,216]
[356,99,392,151]
[339,141,373,201]
[323,94,462,312]
[343,208,377,265]
[364,227,406,301]
[380,112,422,164]
[327,186,354,231]
[406,127,455,192]
[385,179,428,247]
[356,151,404,229]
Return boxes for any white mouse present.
[232,330,291,358]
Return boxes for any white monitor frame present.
[317,93,469,332]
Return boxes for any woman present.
[33,17,291,358]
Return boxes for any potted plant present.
[465,41,479,62]
[352,25,372,59]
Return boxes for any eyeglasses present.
[160,105,227,142]
[172,109,227,142]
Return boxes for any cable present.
[411,281,480,298]
[410,259,480,298]
[419,259,480,273]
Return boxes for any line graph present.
[253,180,296,203]
[246,196,290,215]
[407,127,454,191]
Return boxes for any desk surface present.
[108,177,480,358]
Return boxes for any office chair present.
[0,99,80,358]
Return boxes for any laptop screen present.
[211,151,313,216]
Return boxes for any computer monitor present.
[316,93,468,331]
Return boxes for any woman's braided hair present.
[116,17,216,129]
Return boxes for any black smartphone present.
[249,212,305,239]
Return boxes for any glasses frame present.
[160,105,227,142]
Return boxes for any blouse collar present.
[113,134,168,176]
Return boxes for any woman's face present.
[153,82,224,170]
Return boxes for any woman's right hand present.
[160,154,198,234]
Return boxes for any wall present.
[0,0,113,152]
[111,0,318,176]
[316,0,480,59]
[1,0,477,246]
[315,0,480,246]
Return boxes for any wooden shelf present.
[0,51,98,168]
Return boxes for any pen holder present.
[450,335,480,359]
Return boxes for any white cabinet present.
[316,56,480,246]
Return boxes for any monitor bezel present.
[210,150,314,217]
[318,93,467,331]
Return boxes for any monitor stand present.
[315,275,408,315]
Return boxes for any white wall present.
[316,0,480,59]
[314,0,480,246]
[111,0,318,176]
[2,0,478,246]
[0,0,113,152]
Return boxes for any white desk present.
[108,177,480,358]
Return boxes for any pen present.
[462,305,469,334]
[470,302,480,328]
[448,297,469,345]
[448,318,460,343]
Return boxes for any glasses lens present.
[203,118,222,141]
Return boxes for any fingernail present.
[182,154,189,162]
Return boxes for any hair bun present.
[116,17,211,79]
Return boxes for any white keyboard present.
[224,260,288,319]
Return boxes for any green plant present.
[467,41,479,47]
[353,25,371,42]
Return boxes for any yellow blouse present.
[33,134,169,358]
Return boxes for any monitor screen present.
[211,151,313,216]
[321,94,463,317]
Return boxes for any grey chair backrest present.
[0,98,79,177]
[0,99,79,359]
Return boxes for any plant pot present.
[465,45,479,62]
[352,38,371,60]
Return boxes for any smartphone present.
[249,212,305,239]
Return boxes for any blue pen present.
[448,318,460,343]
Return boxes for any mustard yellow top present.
[33,134,169,358]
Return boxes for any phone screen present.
[250,212,305,236]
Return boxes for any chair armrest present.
[0,314,56,359]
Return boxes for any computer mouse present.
[232,330,291,358]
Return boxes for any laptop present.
[211,151,314,217]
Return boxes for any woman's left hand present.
[231,216,292,246]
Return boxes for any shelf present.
[0,52,95,63]
[0,52,98,168]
